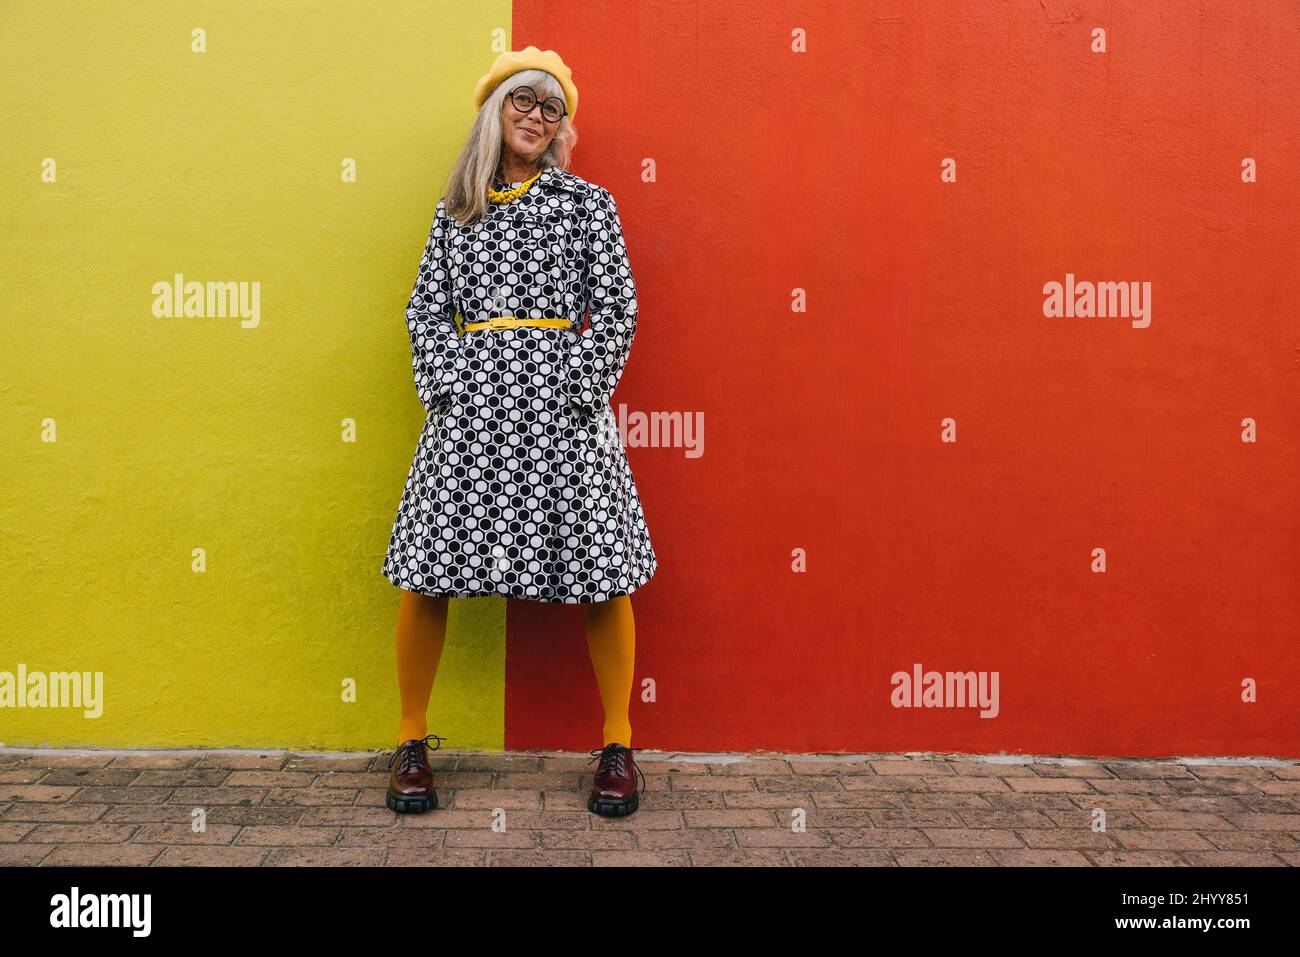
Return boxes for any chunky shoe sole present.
[588,792,639,817]
[387,788,438,813]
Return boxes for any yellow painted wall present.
[1,1,513,749]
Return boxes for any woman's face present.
[500,85,560,164]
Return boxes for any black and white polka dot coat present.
[381,165,658,603]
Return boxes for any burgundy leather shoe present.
[386,733,445,813]
[587,743,645,817]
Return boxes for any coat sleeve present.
[405,198,464,414]
[562,187,638,417]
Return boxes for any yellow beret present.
[474,45,579,123]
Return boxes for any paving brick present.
[1259,781,1300,796]
[828,828,930,848]
[724,791,820,810]
[0,845,54,864]
[955,809,1055,828]
[734,828,834,848]
[1084,779,1175,795]
[490,849,592,865]
[130,823,242,844]
[539,828,636,850]
[986,793,1082,810]
[1131,810,1236,829]
[1027,762,1114,778]
[490,772,585,790]
[1169,779,1262,797]
[689,848,790,866]
[1017,829,1120,850]
[164,787,264,806]
[896,849,997,866]
[1,803,108,823]
[2,784,80,803]
[840,776,930,793]
[786,847,896,866]
[990,848,1091,866]
[262,847,385,866]
[453,754,543,773]
[336,827,445,847]
[447,788,543,810]
[0,822,35,842]
[949,761,1039,777]
[0,747,1292,868]
[1043,808,1143,828]
[1183,764,1273,781]
[297,806,400,827]
[1084,849,1190,866]
[710,759,794,776]
[1006,777,1094,793]
[590,849,690,866]
[40,764,143,790]
[444,827,539,849]
[867,808,965,827]
[920,776,1015,793]
[1108,830,1216,851]
[900,792,994,809]
[682,809,779,828]
[1181,850,1286,866]
[1222,812,1300,831]
[1102,762,1197,779]
[385,847,488,866]
[666,776,756,792]
[223,771,317,788]
[922,828,1023,848]
[312,771,390,790]
[26,823,139,844]
[19,752,116,770]
[153,846,270,866]
[800,808,876,828]
[812,789,910,808]
[41,844,163,866]
[0,769,50,785]
[870,759,957,776]
[1201,830,1298,851]
[578,789,718,812]
[263,787,359,807]
[109,754,204,770]
[635,827,735,850]
[283,754,375,772]
[234,826,340,847]
[131,769,232,787]
[195,753,289,771]
[585,810,684,831]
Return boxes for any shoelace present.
[388,733,446,773]
[588,744,646,795]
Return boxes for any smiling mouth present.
[520,128,540,137]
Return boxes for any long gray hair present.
[443,68,579,226]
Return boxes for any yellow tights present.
[395,590,636,748]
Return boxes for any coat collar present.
[537,164,585,197]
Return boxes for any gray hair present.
[443,68,578,226]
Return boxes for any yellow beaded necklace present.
[487,167,544,204]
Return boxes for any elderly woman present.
[380,47,657,818]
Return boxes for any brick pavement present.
[1,748,1297,866]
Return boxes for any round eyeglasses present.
[507,85,567,124]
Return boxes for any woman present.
[380,47,657,818]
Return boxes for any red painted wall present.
[506,0,1300,756]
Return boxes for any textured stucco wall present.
[2,0,512,749]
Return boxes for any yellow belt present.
[462,315,573,332]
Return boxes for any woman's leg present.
[395,588,450,745]
[584,594,636,746]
